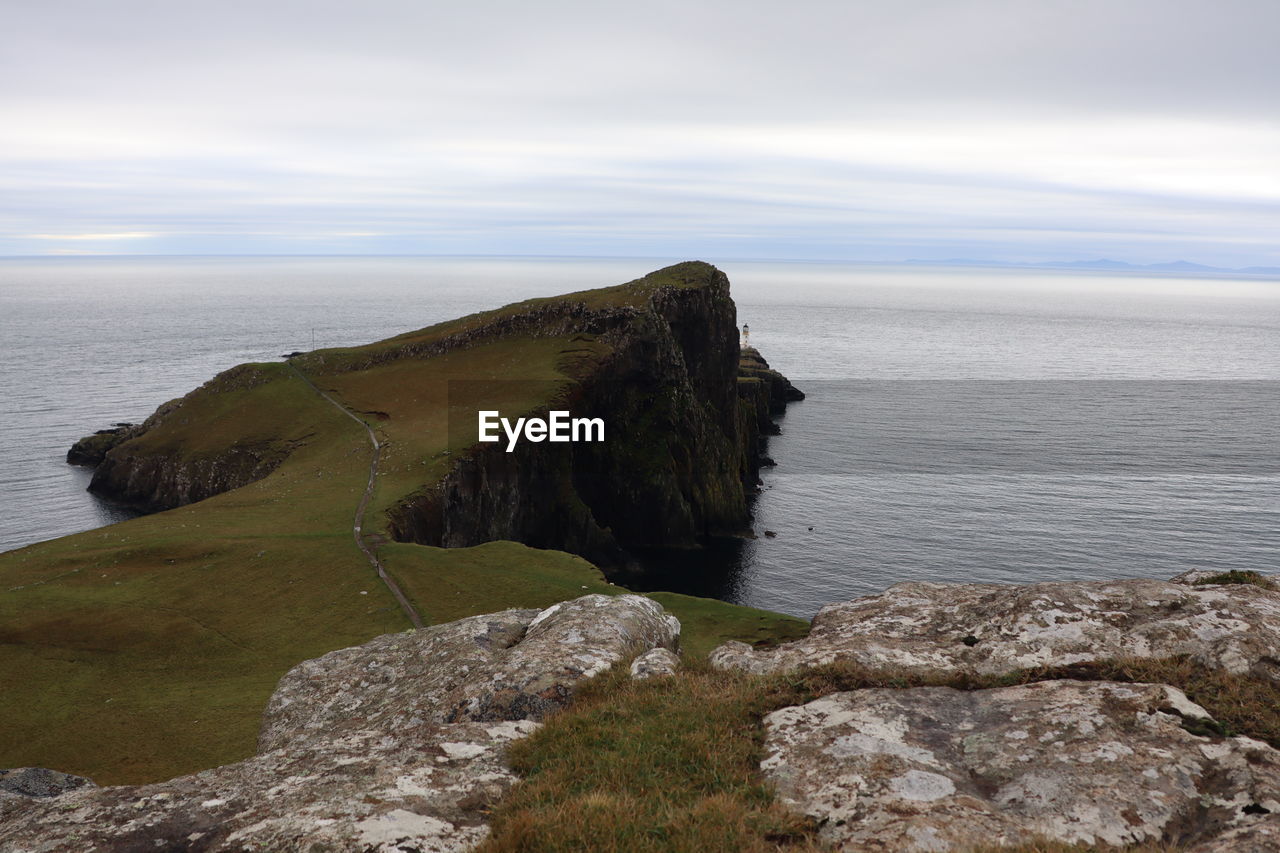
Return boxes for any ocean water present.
[2,256,1278,617]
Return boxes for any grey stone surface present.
[762,680,1280,852]
[711,578,1280,679]
[0,594,679,853]
[629,647,681,679]
[0,768,95,799]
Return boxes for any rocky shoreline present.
[7,572,1280,851]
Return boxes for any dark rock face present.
[738,346,805,414]
[66,424,138,467]
[735,346,802,489]
[0,595,679,852]
[74,365,292,512]
[88,440,288,512]
[380,263,803,568]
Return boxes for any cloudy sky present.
[3,0,1278,264]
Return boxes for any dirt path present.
[288,362,424,629]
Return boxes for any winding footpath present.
[287,362,424,629]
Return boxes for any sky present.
[2,0,1279,265]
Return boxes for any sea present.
[2,256,1277,618]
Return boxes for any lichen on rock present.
[629,647,681,680]
[761,680,1280,851]
[710,576,1280,680]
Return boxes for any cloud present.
[1,0,1278,263]
[25,232,155,240]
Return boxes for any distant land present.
[904,258,1280,275]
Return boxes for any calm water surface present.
[2,257,1278,617]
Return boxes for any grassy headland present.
[0,262,806,784]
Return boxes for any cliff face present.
[89,441,288,512]
[735,346,804,485]
[66,424,140,467]
[70,262,802,568]
[382,264,803,567]
[77,366,298,512]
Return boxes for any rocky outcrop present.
[0,768,95,799]
[762,680,1280,851]
[12,576,1280,851]
[711,574,1280,850]
[0,595,679,852]
[382,263,803,567]
[1171,568,1278,589]
[74,366,291,511]
[87,440,290,511]
[65,424,139,467]
[629,647,681,680]
[710,577,1280,680]
[738,346,804,417]
[735,346,804,488]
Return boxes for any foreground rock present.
[629,647,681,680]
[0,594,678,852]
[0,768,95,799]
[763,680,1280,852]
[711,577,1280,679]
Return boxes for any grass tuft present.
[480,661,824,853]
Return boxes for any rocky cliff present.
[70,262,803,569]
[383,271,805,566]
[736,345,804,483]
[73,365,299,511]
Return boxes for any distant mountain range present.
[904,258,1280,275]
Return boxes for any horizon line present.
[2,251,1279,276]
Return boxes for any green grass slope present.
[0,265,805,784]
